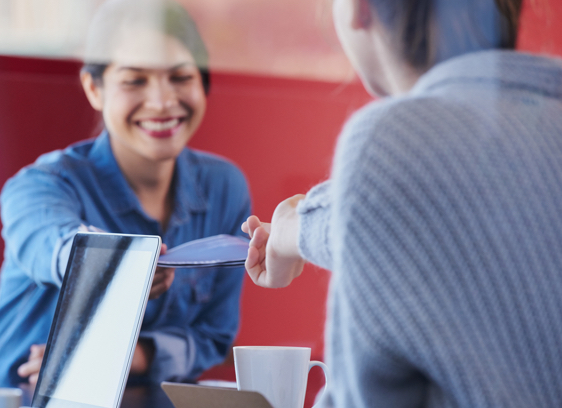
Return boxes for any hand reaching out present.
[17,344,45,386]
[79,225,174,299]
[242,195,306,288]
[17,340,154,384]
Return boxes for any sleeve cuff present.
[51,229,78,287]
[140,331,195,383]
[297,181,333,270]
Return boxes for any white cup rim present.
[234,346,311,351]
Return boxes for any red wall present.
[518,0,562,55]
[193,73,370,355]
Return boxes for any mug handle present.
[308,360,329,408]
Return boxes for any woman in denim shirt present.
[0,0,250,387]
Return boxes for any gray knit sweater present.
[297,50,562,408]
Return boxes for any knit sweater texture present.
[297,50,562,407]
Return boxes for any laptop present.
[161,382,273,408]
[31,232,161,408]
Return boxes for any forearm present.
[130,339,155,375]
[139,324,235,382]
[1,170,83,286]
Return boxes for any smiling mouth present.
[136,117,185,138]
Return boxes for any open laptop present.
[31,232,161,408]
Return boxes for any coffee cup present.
[233,346,328,408]
[0,388,22,408]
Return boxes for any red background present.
[1,0,561,404]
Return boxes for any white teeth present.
[139,118,180,132]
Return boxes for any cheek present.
[183,86,207,115]
[332,0,346,36]
[193,92,207,115]
[332,0,356,55]
[102,90,142,127]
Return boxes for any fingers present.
[152,267,173,284]
[250,225,269,247]
[160,243,168,255]
[29,372,40,386]
[245,226,270,285]
[18,344,46,380]
[29,344,45,359]
[149,268,175,300]
[17,359,41,379]
[163,269,175,287]
[245,246,263,281]
[242,215,262,237]
[247,226,269,268]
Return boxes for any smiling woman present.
[81,35,208,195]
[0,0,251,388]
[80,0,210,180]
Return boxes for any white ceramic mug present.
[233,346,328,408]
[0,388,22,408]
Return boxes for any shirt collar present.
[412,50,562,99]
[88,131,207,222]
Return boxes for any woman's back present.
[325,49,562,407]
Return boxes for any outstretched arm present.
[242,195,307,288]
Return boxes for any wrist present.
[130,338,155,375]
[273,194,306,260]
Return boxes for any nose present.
[144,78,177,111]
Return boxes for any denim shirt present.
[0,132,251,387]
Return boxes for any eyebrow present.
[117,62,196,73]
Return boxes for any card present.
[157,234,250,268]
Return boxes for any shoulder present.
[341,93,467,147]
[0,140,97,216]
[334,92,486,180]
[12,138,96,179]
[2,139,96,196]
[331,91,499,234]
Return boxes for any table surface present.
[20,384,176,408]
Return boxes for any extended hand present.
[17,342,154,382]
[150,243,175,299]
[130,340,155,375]
[79,226,174,299]
[17,344,46,386]
[242,195,306,288]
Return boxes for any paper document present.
[157,234,250,268]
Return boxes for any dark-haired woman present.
[0,0,250,387]
[243,0,562,406]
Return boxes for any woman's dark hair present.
[369,0,523,72]
[81,0,210,94]
[494,0,523,48]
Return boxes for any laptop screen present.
[32,233,161,408]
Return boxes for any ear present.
[351,0,374,29]
[80,72,104,111]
